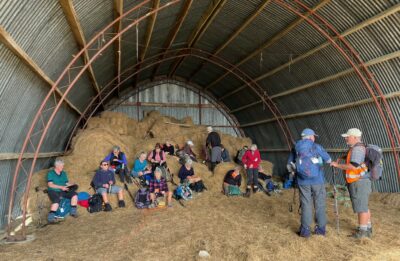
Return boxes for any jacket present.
[242,150,261,169]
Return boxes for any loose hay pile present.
[3,111,399,261]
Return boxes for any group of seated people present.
[46,134,265,223]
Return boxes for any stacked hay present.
[28,110,272,222]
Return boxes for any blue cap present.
[301,128,318,137]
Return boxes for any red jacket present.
[242,150,261,169]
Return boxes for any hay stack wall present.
[28,111,273,222]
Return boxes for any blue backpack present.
[295,140,321,179]
[174,184,192,200]
[56,198,71,217]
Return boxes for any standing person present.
[295,128,331,238]
[47,159,78,223]
[206,126,221,172]
[103,146,129,183]
[242,144,261,197]
[330,128,372,239]
[92,160,125,211]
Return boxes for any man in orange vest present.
[330,128,372,239]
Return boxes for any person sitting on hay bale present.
[178,159,207,192]
[221,144,231,162]
[148,143,167,171]
[222,166,242,196]
[103,145,129,183]
[242,144,261,197]
[149,167,173,208]
[131,152,148,178]
[183,140,197,162]
[47,159,78,223]
[162,140,175,155]
[92,160,125,212]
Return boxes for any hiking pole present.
[123,183,135,203]
[289,171,296,213]
[332,167,340,234]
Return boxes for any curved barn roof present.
[1,0,400,229]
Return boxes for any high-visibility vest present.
[345,147,368,183]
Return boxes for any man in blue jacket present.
[92,160,125,211]
[295,128,331,238]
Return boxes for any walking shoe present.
[47,212,57,224]
[244,188,251,198]
[104,203,112,212]
[70,206,78,217]
[298,226,311,238]
[352,228,370,239]
[118,200,126,208]
[314,226,326,236]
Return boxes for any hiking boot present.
[148,202,156,209]
[104,203,112,212]
[244,188,251,198]
[298,226,311,238]
[253,187,258,193]
[314,226,326,236]
[118,200,126,208]
[353,228,370,239]
[70,206,78,218]
[47,212,57,224]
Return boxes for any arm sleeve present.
[317,145,332,164]
[103,153,111,162]
[92,171,102,188]
[238,175,242,187]
[147,152,153,161]
[121,153,128,165]
[163,180,169,192]
[178,166,184,180]
[350,146,366,166]
[149,181,155,193]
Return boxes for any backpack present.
[295,141,321,179]
[358,143,383,180]
[56,198,71,217]
[228,185,242,196]
[189,180,207,193]
[88,194,103,213]
[135,188,151,209]
[174,184,192,200]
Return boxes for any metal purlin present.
[275,0,400,181]
[63,47,293,152]
[6,0,293,237]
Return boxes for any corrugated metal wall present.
[108,82,238,137]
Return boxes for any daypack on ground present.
[56,198,71,217]
[189,180,207,193]
[135,188,151,209]
[295,140,320,179]
[358,143,383,180]
[174,184,192,200]
[88,193,103,213]
[228,185,241,196]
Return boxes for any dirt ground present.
[1,111,400,260]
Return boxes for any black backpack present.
[88,194,103,213]
[189,180,207,193]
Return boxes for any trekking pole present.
[289,171,296,212]
[332,167,340,234]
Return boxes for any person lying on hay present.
[47,159,78,223]
[222,166,242,196]
[178,159,207,192]
[148,143,167,171]
[92,160,126,212]
[149,167,173,208]
[103,145,129,183]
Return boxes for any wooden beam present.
[205,0,331,91]
[140,0,160,61]
[151,0,193,80]
[0,152,63,161]
[230,2,400,94]
[230,50,400,113]
[188,0,272,81]
[168,0,227,77]
[59,0,100,94]
[113,0,123,89]
[240,90,400,128]
[0,26,83,116]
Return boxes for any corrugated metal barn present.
[1,0,400,256]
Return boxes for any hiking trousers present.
[298,184,326,230]
[246,168,259,187]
